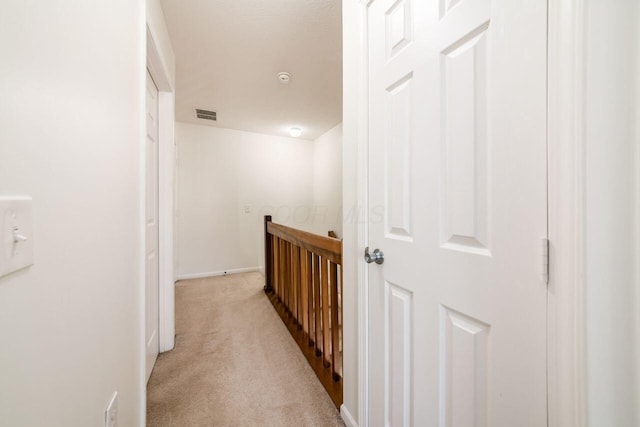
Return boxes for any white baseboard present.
[340,404,358,427]
[176,267,260,281]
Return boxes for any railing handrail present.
[267,222,342,265]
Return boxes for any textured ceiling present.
[159,0,342,140]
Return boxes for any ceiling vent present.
[194,108,217,121]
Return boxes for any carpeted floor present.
[146,272,345,427]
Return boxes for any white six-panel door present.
[145,70,160,382]
[366,0,548,425]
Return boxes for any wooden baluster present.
[281,241,286,309]
[306,250,314,347]
[276,237,280,302]
[282,239,287,307]
[321,257,331,368]
[300,248,309,336]
[272,236,279,297]
[330,261,341,381]
[339,264,343,377]
[274,237,279,299]
[288,242,293,317]
[313,253,322,356]
[285,241,291,315]
[264,215,273,292]
[279,238,286,306]
[271,237,277,294]
[298,246,303,327]
[288,243,293,317]
[297,246,303,329]
[292,244,299,324]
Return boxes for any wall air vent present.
[194,108,217,121]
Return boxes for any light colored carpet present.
[147,272,345,427]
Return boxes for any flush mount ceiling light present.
[289,127,302,137]
[278,72,291,84]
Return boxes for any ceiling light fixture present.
[278,72,291,84]
[289,127,302,137]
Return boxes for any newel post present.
[264,215,273,293]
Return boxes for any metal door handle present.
[364,246,384,265]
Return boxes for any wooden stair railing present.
[263,215,343,407]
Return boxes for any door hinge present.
[541,237,549,284]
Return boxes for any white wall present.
[176,123,315,279]
[0,1,144,426]
[584,1,640,425]
[312,123,343,237]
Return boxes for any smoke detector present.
[277,72,291,84]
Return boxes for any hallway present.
[146,272,344,426]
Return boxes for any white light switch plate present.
[0,197,34,278]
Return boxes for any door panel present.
[385,73,413,241]
[386,282,413,427]
[439,306,489,427]
[366,0,548,425]
[441,22,490,255]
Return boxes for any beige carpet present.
[147,272,345,427]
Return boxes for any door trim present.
[348,0,588,425]
[146,25,176,355]
[355,1,372,425]
[547,0,587,425]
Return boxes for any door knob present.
[364,246,384,265]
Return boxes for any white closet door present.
[365,0,548,425]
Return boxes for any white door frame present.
[546,0,587,425]
[146,26,176,354]
[350,0,587,425]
